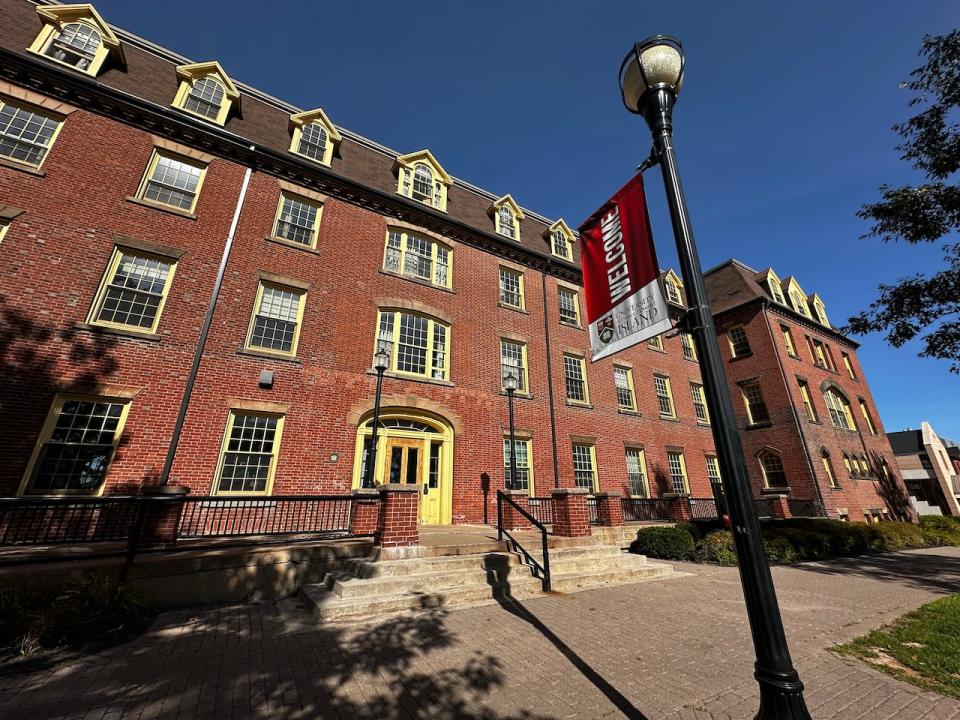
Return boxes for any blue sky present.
[96,1,959,437]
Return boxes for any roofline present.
[703,257,759,276]
[33,0,561,228]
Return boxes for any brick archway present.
[346,393,463,435]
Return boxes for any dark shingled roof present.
[887,430,924,456]
[1,0,579,266]
[703,259,767,316]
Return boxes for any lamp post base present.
[756,664,810,719]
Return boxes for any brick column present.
[350,488,380,535]
[551,487,592,537]
[375,484,419,547]
[500,489,531,531]
[595,492,625,527]
[139,485,189,546]
[768,494,792,520]
[664,493,693,523]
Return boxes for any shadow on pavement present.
[786,547,960,594]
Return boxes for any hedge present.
[629,526,695,560]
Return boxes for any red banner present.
[578,173,672,361]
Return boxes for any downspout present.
[762,302,827,515]
[157,160,254,487]
[541,273,560,488]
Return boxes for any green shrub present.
[763,535,798,565]
[674,521,701,540]
[630,526,695,560]
[869,521,929,551]
[919,515,960,530]
[693,530,738,566]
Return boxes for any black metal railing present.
[497,490,551,592]
[754,498,775,518]
[621,497,672,522]
[786,499,823,518]
[0,496,142,545]
[689,497,719,520]
[178,495,353,538]
[528,497,554,525]
[587,496,599,524]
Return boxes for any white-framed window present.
[136,150,206,213]
[384,229,451,288]
[412,163,434,202]
[653,374,675,418]
[182,76,225,121]
[500,339,528,393]
[558,286,580,325]
[215,411,284,495]
[690,383,710,424]
[497,205,517,239]
[768,279,786,305]
[572,444,598,492]
[42,22,103,71]
[564,354,590,404]
[503,438,533,494]
[625,447,648,497]
[614,366,636,412]
[499,266,524,309]
[246,283,306,356]
[552,229,572,260]
[790,289,811,318]
[667,451,689,494]
[0,98,62,168]
[297,121,328,162]
[273,193,322,248]
[89,249,176,333]
[376,310,449,381]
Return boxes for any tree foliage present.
[848,30,960,372]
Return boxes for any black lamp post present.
[619,36,811,719]
[504,372,519,491]
[364,346,390,488]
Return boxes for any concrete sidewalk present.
[3,547,959,719]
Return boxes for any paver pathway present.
[3,547,960,719]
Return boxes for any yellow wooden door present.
[420,440,443,525]
[381,437,443,525]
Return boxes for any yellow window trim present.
[614,365,637,411]
[859,399,877,434]
[135,149,208,214]
[393,149,452,212]
[565,354,591,406]
[375,309,451,381]
[272,191,323,249]
[0,96,65,170]
[648,334,665,351]
[667,450,689,494]
[499,265,525,310]
[212,410,285,496]
[384,228,453,289]
[500,338,529,394]
[557,285,581,325]
[572,443,599,493]
[171,62,239,126]
[504,437,535,496]
[244,281,307,358]
[690,382,710,424]
[0,223,8,245]
[18,393,132,497]
[489,194,525,241]
[781,325,797,356]
[654,374,676,418]
[626,447,649,497]
[546,219,574,261]
[87,247,177,335]
[289,107,342,167]
[28,5,122,78]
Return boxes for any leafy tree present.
[847,30,960,373]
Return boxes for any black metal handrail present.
[621,497,673,522]
[496,491,551,592]
[689,497,719,520]
[528,497,554,525]
[178,495,354,538]
[586,496,600,524]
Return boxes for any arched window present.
[183,77,225,120]
[44,22,102,70]
[665,278,682,304]
[823,388,856,430]
[758,449,787,489]
[412,164,433,201]
[498,205,516,239]
[298,122,328,162]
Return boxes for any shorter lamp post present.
[503,372,519,491]
[364,346,390,488]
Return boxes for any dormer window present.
[769,280,785,304]
[547,219,574,261]
[395,150,451,212]
[289,108,341,167]
[172,62,239,126]
[28,4,122,77]
[489,195,524,241]
[663,269,684,306]
[665,278,681,304]
[790,290,810,317]
[812,297,830,327]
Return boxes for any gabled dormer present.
[546,219,574,261]
[756,268,786,305]
[784,277,812,319]
[172,61,239,126]
[810,293,830,328]
[489,194,524,241]
[394,150,451,212]
[289,108,341,167]
[662,269,685,306]
[28,3,123,77]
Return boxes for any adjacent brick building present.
[704,260,913,522]
[0,1,909,526]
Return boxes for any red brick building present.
[0,0,728,525]
[704,260,913,522]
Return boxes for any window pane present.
[97,253,171,329]
[742,381,770,424]
[626,448,646,497]
[572,445,595,491]
[404,234,432,280]
[183,77,224,120]
[614,367,634,410]
[667,452,687,494]
[501,340,526,392]
[218,414,278,493]
[559,288,578,324]
[564,355,586,402]
[250,285,301,352]
[728,326,750,357]
[143,154,202,210]
[654,375,674,417]
[45,22,102,70]
[0,102,60,166]
[397,313,428,375]
[298,122,327,161]
[275,195,319,245]
[499,268,522,308]
[503,439,530,491]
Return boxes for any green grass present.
[834,594,960,699]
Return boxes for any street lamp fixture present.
[619,36,811,719]
[504,372,519,491]
[364,346,390,488]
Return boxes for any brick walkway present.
[3,547,960,720]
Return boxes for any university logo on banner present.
[578,173,673,362]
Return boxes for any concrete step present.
[550,560,675,593]
[348,552,519,579]
[301,573,544,623]
[511,543,625,566]
[541,552,647,576]
[327,564,529,599]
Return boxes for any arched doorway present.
[351,410,453,525]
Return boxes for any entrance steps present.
[300,532,679,623]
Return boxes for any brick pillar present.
[139,485,189,546]
[375,484,419,547]
[350,488,380,535]
[768,494,792,520]
[551,487,592,537]
[664,493,693,523]
[500,489,531,530]
[595,492,625,527]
